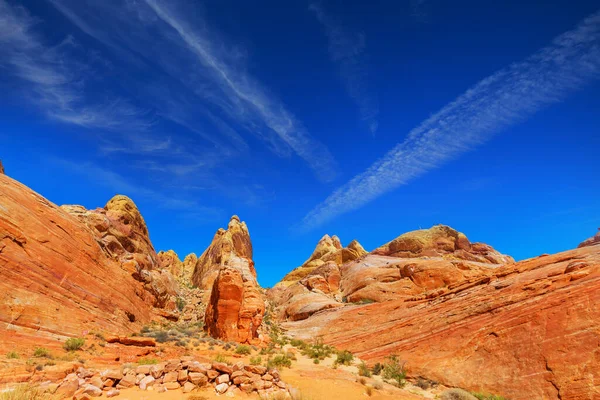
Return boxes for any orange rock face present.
[199,216,265,343]
[61,195,179,310]
[204,267,265,343]
[0,160,4,175]
[283,245,600,400]
[372,224,513,264]
[0,174,157,349]
[158,250,197,286]
[192,215,255,290]
[579,228,600,248]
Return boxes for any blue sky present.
[1,0,599,287]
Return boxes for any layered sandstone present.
[199,216,265,343]
[192,215,254,290]
[275,235,367,288]
[579,228,600,248]
[0,174,157,348]
[61,196,179,310]
[283,244,600,400]
[270,226,509,321]
[158,250,197,286]
[372,224,513,264]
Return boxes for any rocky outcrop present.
[192,215,254,290]
[204,267,265,343]
[52,357,290,397]
[283,244,600,400]
[579,228,600,248]
[0,160,4,175]
[0,174,157,348]
[61,196,179,310]
[373,225,513,264]
[276,235,367,289]
[199,216,265,343]
[158,250,197,286]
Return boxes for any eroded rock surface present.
[283,245,600,400]
[579,227,600,248]
[198,216,265,343]
[0,174,156,347]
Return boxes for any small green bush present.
[250,356,262,365]
[336,350,354,366]
[33,348,51,358]
[176,297,186,311]
[154,331,169,343]
[267,354,292,369]
[358,361,372,377]
[64,338,85,351]
[371,362,383,375]
[471,392,508,400]
[6,351,19,359]
[214,353,231,364]
[235,345,252,355]
[382,355,406,387]
[441,388,478,400]
[137,358,159,365]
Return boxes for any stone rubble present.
[53,357,291,399]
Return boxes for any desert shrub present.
[358,362,372,377]
[382,355,406,387]
[93,331,106,341]
[214,353,231,364]
[336,350,354,366]
[300,337,335,361]
[0,384,54,400]
[33,348,51,358]
[267,354,292,369]
[176,297,186,311]
[365,386,373,396]
[371,362,383,375]
[290,338,306,349]
[64,338,85,351]
[154,331,169,343]
[313,358,319,364]
[285,351,297,361]
[358,377,367,385]
[372,381,383,390]
[441,389,478,400]
[223,343,232,351]
[471,393,508,400]
[235,345,252,355]
[250,356,262,365]
[6,351,19,359]
[137,357,158,365]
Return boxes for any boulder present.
[215,383,229,394]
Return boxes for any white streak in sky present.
[301,10,600,230]
[310,3,379,135]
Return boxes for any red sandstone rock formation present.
[198,216,265,343]
[61,195,179,310]
[192,215,255,290]
[0,174,158,348]
[579,228,600,248]
[158,250,197,286]
[282,244,600,400]
[372,224,513,264]
[0,160,4,175]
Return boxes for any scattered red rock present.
[105,336,156,347]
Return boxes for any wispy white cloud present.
[49,0,338,182]
[300,10,600,231]
[0,0,154,133]
[310,3,379,135]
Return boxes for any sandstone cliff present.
[270,226,510,321]
[196,216,265,343]
[282,244,600,400]
[275,235,367,289]
[158,249,197,286]
[579,227,600,248]
[61,196,179,310]
[0,174,159,349]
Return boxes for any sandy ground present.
[0,335,445,400]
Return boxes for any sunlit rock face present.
[195,216,265,343]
